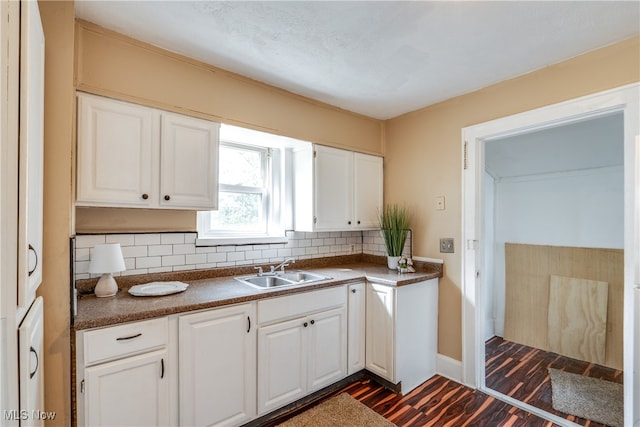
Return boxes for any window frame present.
[197,136,288,246]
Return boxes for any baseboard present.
[436,353,463,383]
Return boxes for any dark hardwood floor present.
[267,375,557,426]
[485,336,623,427]
[340,375,557,426]
[267,338,623,426]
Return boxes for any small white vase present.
[387,256,401,270]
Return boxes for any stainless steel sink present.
[279,271,330,283]
[235,270,332,289]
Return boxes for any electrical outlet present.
[435,196,446,211]
[440,238,454,253]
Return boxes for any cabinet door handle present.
[351,289,356,293]
[164,195,171,201]
[310,320,315,325]
[141,193,149,200]
[28,244,38,277]
[357,220,361,225]
[247,316,251,333]
[116,333,142,341]
[160,358,165,379]
[348,221,351,225]
[303,322,308,328]
[29,347,39,379]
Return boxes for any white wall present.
[495,167,624,249]
[491,166,624,334]
[483,172,496,340]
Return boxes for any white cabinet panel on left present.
[17,0,44,309]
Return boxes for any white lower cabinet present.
[366,279,439,393]
[257,286,347,415]
[347,282,366,374]
[84,349,169,427]
[76,317,170,427]
[76,279,439,426]
[178,303,256,427]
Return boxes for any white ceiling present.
[75,1,639,120]
[485,112,624,179]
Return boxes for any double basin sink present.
[235,270,332,289]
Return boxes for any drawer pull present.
[116,333,142,341]
[29,347,39,379]
[28,244,38,276]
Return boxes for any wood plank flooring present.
[485,336,623,427]
[266,338,623,426]
[267,375,557,426]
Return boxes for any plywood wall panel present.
[504,243,623,370]
[548,275,608,365]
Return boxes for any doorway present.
[482,113,624,425]
[461,84,639,426]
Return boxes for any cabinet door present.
[307,307,347,392]
[353,153,383,229]
[84,349,169,427]
[366,283,395,382]
[258,318,307,415]
[348,283,366,374]
[76,94,157,207]
[160,112,219,209]
[179,304,255,427]
[18,297,44,427]
[17,0,44,308]
[314,145,353,230]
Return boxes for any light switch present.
[436,196,445,211]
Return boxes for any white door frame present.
[462,83,639,426]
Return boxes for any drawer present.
[82,317,168,366]
[258,285,346,325]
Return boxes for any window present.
[211,142,270,235]
[197,124,299,245]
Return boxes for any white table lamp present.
[89,243,126,297]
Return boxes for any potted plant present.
[378,204,411,270]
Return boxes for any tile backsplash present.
[74,230,411,282]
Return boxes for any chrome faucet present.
[270,257,296,274]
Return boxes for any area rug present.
[548,368,623,427]
[277,393,395,427]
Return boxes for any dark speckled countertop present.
[74,258,442,331]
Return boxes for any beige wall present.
[38,1,75,425]
[41,5,640,422]
[74,20,384,233]
[384,36,640,361]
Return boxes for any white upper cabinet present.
[77,94,156,207]
[353,153,383,229]
[160,112,219,209]
[76,93,219,210]
[314,145,353,230]
[294,144,383,231]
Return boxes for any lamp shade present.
[88,243,126,274]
